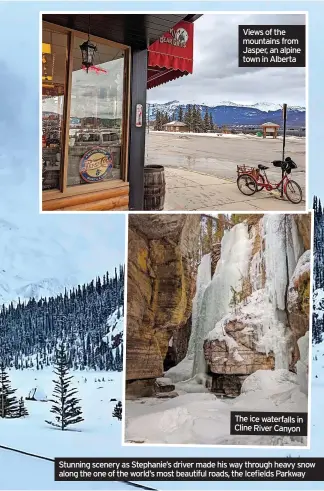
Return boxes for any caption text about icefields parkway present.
[230,411,308,436]
[238,25,306,67]
[55,458,323,481]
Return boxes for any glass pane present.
[42,28,67,190]
[67,36,124,187]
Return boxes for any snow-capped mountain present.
[148,100,306,127]
[0,213,124,305]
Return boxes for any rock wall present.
[126,214,200,392]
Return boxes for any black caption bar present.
[55,458,323,481]
[230,411,308,436]
[238,25,306,67]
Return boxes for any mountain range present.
[148,101,306,127]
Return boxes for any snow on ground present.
[150,130,305,141]
[125,369,307,446]
[0,368,123,458]
[0,449,129,490]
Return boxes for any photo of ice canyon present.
[125,213,311,446]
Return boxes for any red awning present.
[147,20,194,90]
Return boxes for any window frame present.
[42,21,131,203]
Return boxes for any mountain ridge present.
[148,101,306,127]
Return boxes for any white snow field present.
[126,369,307,446]
[0,369,132,490]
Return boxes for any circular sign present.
[79,147,113,183]
[175,27,189,46]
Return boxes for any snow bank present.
[126,373,307,445]
[241,369,299,394]
[296,332,309,395]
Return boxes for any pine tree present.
[112,401,122,421]
[0,363,19,418]
[178,106,184,122]
[209,113,214,132]
[203,108,210,133]
[45,343,84,430]
[18,397,29,417]
[184,104,193,132]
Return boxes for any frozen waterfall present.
[192,223,253,377]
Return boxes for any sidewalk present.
[164,167,305,211]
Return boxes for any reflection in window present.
[42,28,67,190]
[67,37,124,187]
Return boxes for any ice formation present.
[168,215,309,394]
[166,253,211,383]
[192,223,253,376]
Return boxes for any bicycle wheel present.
[237,174,257,196]
[255,174,265,192]
[285,180,303,204]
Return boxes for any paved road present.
[145,131,306,194]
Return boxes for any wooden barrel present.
[143,165,165,211]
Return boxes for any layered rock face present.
[126,214,200,395]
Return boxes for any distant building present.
[162,121,189,132]
[261,122,280,139]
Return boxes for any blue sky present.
[0,2,321,489]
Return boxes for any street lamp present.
[80,15,97,73]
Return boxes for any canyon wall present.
[126,214,200,396]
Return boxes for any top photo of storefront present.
[41,13,306,213]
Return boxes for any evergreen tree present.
[18,397,29,417]
[178,106,184,122]
[45,343,84,430]
[0,363,19,418]
[184,104,193,132]
[203,108,210,133]
[112,401,122,421]
[209,113,214,132]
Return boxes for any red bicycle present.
[236,157,303,204]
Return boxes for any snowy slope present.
[103,307,124,350]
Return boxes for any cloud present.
[148,13,306,106]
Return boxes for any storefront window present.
[67,37,125,187]
[42,28,67,190]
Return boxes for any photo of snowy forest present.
[0,212,127,489]
[125,213,311,446]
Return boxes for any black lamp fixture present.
[80,15,97,72]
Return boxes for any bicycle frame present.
[253,169,292,193]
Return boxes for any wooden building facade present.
[41,14,200,211]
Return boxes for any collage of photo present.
[1,3,320,491]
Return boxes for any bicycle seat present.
[258,164,269,170]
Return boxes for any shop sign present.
[160,25,189,48]
[79,147,113,183]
